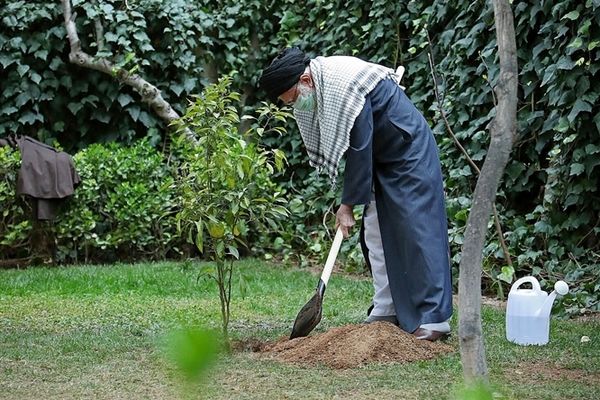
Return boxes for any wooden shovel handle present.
[320,227,344,286]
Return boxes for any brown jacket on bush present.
[1,135,81,220]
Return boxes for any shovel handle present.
[320,227,344,287]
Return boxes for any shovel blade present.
[289,291,323,339]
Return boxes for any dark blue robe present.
[342,79,453,333]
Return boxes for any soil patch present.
[236,321,453,369]
[452,294,506,310]
[511,360,600,386]
[573,311,600,322]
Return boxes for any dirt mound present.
[250,322,453,369]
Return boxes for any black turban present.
[259,47,311,103]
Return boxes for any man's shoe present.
[364,314,399,325]
[412,327,450,342]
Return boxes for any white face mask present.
[293,83,316,111]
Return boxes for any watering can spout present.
[537,280,569,318]
[538,291,557,318]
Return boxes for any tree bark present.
[61,0,197,145]
[0,258,33,269]
[239,31,261,133]
[458,0,518,382]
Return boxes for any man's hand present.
[335,204,355,238]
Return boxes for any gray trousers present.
[363,196,395,317]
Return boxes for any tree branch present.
[91,0,105,52]
[239,30,261,133]
[426,31,512,267]
[61,0,197,145]
[478,53,498,107]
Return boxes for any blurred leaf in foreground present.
[165,328,221,382]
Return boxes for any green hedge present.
[0,146,31,259]
[54,141,182,263]
[0,141,185,264]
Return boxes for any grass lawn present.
[0,260,598,399]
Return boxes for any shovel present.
[290,227,344,339]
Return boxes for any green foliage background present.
[0,141,183,263]
[54,140,179,263]
[1,0,599,311]
[0,146,30,258]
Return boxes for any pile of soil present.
[246,321,453,369]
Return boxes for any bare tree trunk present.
[458,0,517,382]
[61,0,197,145]
[202,59,219,85]
[239,31,261,133]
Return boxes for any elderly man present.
[259,47,452,341]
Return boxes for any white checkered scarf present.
[294,56,400,183]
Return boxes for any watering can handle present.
[510,276,542,294]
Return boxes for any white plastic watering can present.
[505,276,569,345]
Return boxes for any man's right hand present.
[335,204,355,238]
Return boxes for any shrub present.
[0,146,31,260]
[54,140,181,263]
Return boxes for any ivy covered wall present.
[1,0,599,311]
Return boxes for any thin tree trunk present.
[202,59,219,85]
[458,0,518,382]
[239,31,261,133]
[61,0,197,145]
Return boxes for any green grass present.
[1,260,598,399]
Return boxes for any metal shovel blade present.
[289,280,326,339]
[289,228,343,340]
